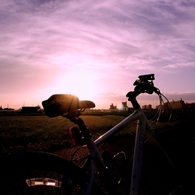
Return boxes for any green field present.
[0,114,137,153]
[0,109,194,154]
[1,108,195,153]
[1,111,195,194]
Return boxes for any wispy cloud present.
[0,0,195,108]
[1,0,195,68]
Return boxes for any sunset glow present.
[51,70,100,100]
[0,0,195,110]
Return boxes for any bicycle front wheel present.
[0,152,99,195]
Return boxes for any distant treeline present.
[0,109,194,122]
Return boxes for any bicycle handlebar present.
[126,74,161,109]
[133,74,161,95]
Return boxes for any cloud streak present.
[1,0,195,68]
[0,0,195,109]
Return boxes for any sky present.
[0,0,195,110]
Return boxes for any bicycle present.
[0,74,189,194]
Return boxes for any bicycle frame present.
[65,74,176,194]
[81,108,150,195]
[40,73,177,195]
[0,75,185,195]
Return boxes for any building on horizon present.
[21,106,41,113]
[156,99,195,110]
[121,101,128,111]
[109,103,117,110]
[142,104,152,110]
[0,106,14,111]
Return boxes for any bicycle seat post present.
[72,115,118,195]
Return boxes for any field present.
[0,110,195,194]
[0,113,137,153]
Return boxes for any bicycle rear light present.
[68,127,83,146]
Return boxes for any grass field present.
[0,110,194,154]
[0,114,137,153]
[0,111,195,194]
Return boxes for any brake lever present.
[153,87,161,95]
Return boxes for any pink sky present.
[0,0,195,110]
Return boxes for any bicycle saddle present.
[42,94,95,117]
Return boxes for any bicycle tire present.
[0,152,102,195]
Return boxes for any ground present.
[54,119,195,194]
